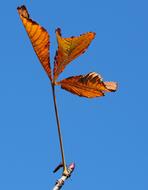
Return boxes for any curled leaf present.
[57,72,117,98]
[54,28,96,81]
[17,5,52,80]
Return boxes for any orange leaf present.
[53,28,96,81]
[57,72,117,98]
[17,5,52,80]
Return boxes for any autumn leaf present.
[17,6,118,99]
[53,28,96,81]
[17,5,52,80]
[57,72,117,98]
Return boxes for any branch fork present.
[53,163,75,190]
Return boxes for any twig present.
[51,83,69,175]
[52,163,75,190]
[51,83,75,189]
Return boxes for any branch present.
[52,163,75,190]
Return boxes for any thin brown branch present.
[51,83,69,175]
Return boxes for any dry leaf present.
[57,72,117,98]
[54,28,96,81]
[17,5,52,80]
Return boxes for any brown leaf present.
[57,72,117,98]
[53,28,96,81]
[17,5,52,80]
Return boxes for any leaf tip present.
[104,81,118,92]
[17,5,29,19]
[56,28,62,36]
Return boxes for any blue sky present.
[0,0,148,189]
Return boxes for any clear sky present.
[0,0,148,189]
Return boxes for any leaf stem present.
[51,83,68,176]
